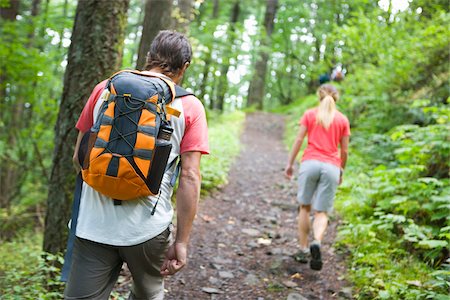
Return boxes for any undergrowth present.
[0,233,64,299]
[200,111,245,192]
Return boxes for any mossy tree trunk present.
[43,0,130,254]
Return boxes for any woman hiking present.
[284,84,350,271]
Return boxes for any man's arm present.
[160,151,202,276]
[73,131,84,174]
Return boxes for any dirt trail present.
[116,112,351,299]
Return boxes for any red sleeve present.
[299,110,311,128]
[75,80,108,133]
[180,95,209,155]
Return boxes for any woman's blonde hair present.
[316,84,339,129]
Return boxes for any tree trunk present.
[135,0,173,70]
[0,0,19,20]
[0,0,20,210]
[198,0,219,108]
[128,2,145,67]
[31,0,40,16]
[216,1,240,111]
[43,0,130,254]
[58,0,68,49]
[174,0,193,34]
[247,0,278,109]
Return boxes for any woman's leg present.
[298,204,311,249]
[312,211,328,242]
[309,162,339,270]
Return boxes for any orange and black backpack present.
[77,70,191,202]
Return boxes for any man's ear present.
[177,62,190,79]
[182,62,190,72]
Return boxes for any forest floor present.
[114,112,352,300]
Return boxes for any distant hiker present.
[284,84,350,271]
[319,73,330,85]
[331,66,345,82]
[64,30,209,299]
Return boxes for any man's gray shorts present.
[297,160,340,212]
[64,227,171,300]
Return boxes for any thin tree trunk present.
[174,0,193,34]
[136,0,173,70]
[0,0,20,210]
[129,1,145,67]
[198,0,219,108]
[247,0,278,109]
[43,0,130,254]
[216,1,240,111]
[0,0,19,20]
[58,0,68,49]
[31,0,40,16]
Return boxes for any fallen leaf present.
[257,238,272,246]
[290,273,303,280]
[283,280,298,288]
[201,287,224,294]
[201,214,215,223]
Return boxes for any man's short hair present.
[144,30,192,77]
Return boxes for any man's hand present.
[73,156,81,174]
[160,242,187,276]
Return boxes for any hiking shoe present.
[292,250,309,264]
[310,241,323,271]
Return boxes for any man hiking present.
[64,30,209,299]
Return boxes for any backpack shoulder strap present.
[164,86,194,118]
[175,85,194,98]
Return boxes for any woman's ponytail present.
[316,84,339,129]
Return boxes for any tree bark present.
[247,0,278,109]
[43,0,130,254]
[135,0,173,70]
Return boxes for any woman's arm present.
[284,125,307,179]
[339,135,349,184]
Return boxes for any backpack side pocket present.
[147,141,172,195]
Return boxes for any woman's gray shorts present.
[297,160,340,212]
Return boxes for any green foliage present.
[336,101,449,299]
[332,7,449,133]
[0,233,64,299]
[200,111,245,192]
[0,0,75,216]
